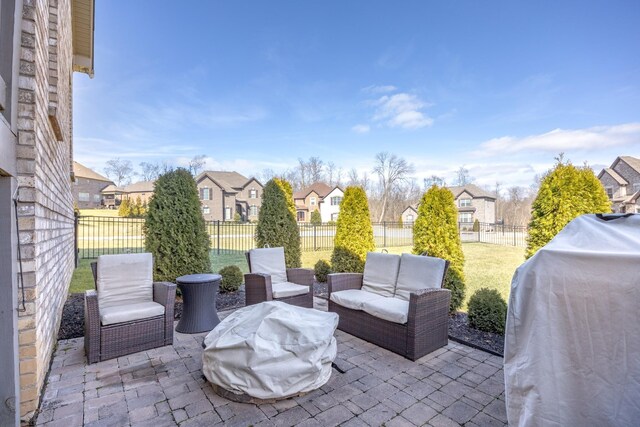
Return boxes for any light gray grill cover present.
[505,214,640,426]
[203,301,338,399]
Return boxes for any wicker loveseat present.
[85,253,176,363]
[244,247,315,308]
[328,252,450,361]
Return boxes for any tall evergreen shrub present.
[412,185,466,312]
[310,210,322,225]
[331,186,375,273]
[255,178,301,268]
[526,160,611,259]
[144,168,211,281]
[118,198,131,217]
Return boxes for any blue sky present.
[73,0,640,188]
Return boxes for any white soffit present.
[72,0,95,77]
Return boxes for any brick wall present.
[16,0,75,419]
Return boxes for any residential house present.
[598,156,640,213]
[196,171,263,221]
[0,0,95,424]
[402,184,496,225]
[100,180,155,209]
[72,161,113,208]
[293,183,344,222]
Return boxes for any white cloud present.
[351,124,370,134]
[372,93,434,129]
[479,123,640,156]
[362,85,397,94]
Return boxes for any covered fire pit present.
[202,301,338,403]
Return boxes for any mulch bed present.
[59,282,504,356]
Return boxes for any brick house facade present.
[293,182,344,223]
[196,171,263,222]
[402,184,496,225]
[597,156,640,214]
[72,161,113,208]
[0,0,95,424]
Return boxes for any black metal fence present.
[76,216,527,259]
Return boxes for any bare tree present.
[307,157,324,183]
[297,158,308,189]
[104,158,135,187]
[139,162,161,181]
[347,168,360,186]
[326,161,343,187]
[188,154,207,176]
[258,168,277,183]
[454,166,474,186]
[423,175,446,189]
[372,152,415,222]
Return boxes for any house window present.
[406,214,414,222]
[605,186,613,198]
[459,198,472,207]
[203,206,210,215]
[200,187,211,200]
[93,194,101,202]
[224,207,232,220]
[249,189,257,199]
[331,213,338,221]
[330,196,342,206]
[249,205,258,216]
[78,192,90,202]
[310,197,316,206]
[459,213,473,223]
[297,211,305,221]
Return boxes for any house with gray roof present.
[402,184,496,225]
[598,156,640,213]
[196,171,263,221]
[72,162,114,209]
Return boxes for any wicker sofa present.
[328,252,450,361]
[244,247,315,308]
[85,253,176,364]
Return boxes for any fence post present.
[217,220,221,255]
[478,223,481,242]
[383,222,387,248]
[313,224,317,251]
[513,226,516,246]
[74,214,79,267]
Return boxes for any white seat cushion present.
[361,252,401,297]
[395,254,447,301]
[100,301,165,326]
[97,253,154,312]
[329,289,380,311]
[272,282,309,299]
[249,247,288,284]
[362,297,409,324]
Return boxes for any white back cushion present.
[361,252,401,297]
[249,247,288,284]
[97,253,154,311]
[395,254,447,301]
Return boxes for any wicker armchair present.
[85,253,176,364]
[328,253,451,361]
[245,247,314,308]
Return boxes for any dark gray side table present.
[176,273,222,333]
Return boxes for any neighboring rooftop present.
[123,181,155,193]
[73,161,112,182]
[197,171,257,192]
[293,182,334,200]
[599,167,628,185]
[448,184,496,200]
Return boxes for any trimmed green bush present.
[219,265,243,293]
[468,288,508,335]
[255,178,301,268]
[472,219,480,232]
[144,168,211,282]
[331,186,375,273]
[526,160,611,259]
[314,259,331,283]
[412,185,466,312]
[310,210,322,225]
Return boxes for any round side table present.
[176,273,222,333]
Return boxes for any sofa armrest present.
[327,273,363,295]
[153,282,176,346]
[245,273,273,305]
[407,288,451,331]
[84,290,101,364]
[286,268,314,286]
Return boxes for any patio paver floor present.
[37,302,506,427]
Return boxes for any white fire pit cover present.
[505,214,640,426]
[203,301,338,400]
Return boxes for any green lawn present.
[69,243,525,311]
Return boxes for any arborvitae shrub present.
[472,219,480,232]
[468,288,508,335]
[255,178,301,268]
[218,265,243,293]
[331,186,375,273]
[314,259,331,283]
[118,198,131,217]
[398,215,403,227]
[233,212,242,223]
[310,210,322,225]
[144,168,211,282]
[412,185,466,313]
[526,160,611,259]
